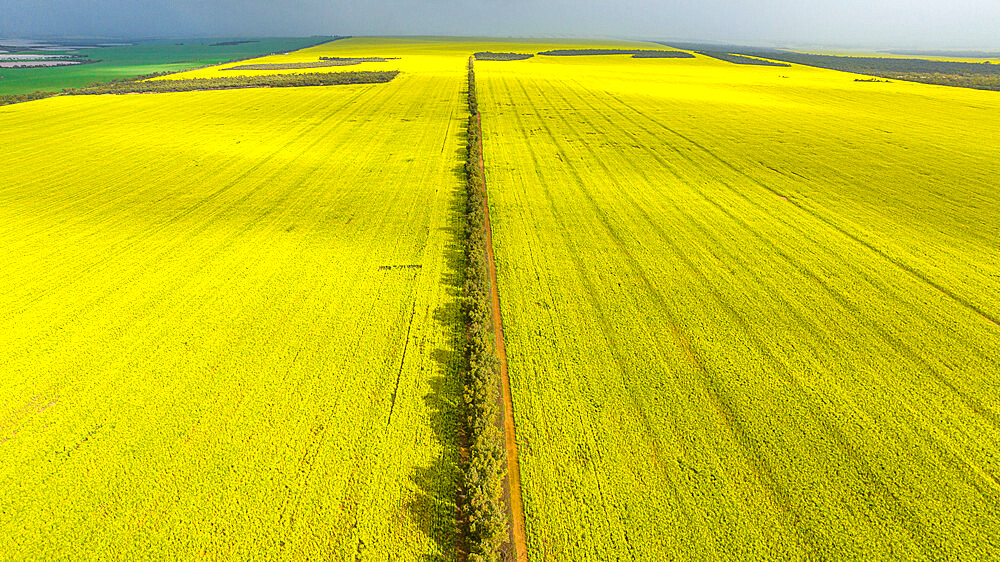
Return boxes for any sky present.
[1,0,999,49]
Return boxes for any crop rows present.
[0,44,468,558]
[6,36,1000,561]
[476,51,1000,559]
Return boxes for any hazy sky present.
[2,0,999,49]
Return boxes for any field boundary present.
[478,109,529,562]
[459,56,527,562]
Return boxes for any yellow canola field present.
[7,35,1000,561]
[1,41,472,559]
[477,48,1000,559]
[1,37,664,560]
[156,37,659,80]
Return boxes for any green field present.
[477,49,1000,558]
[0,38,324,95]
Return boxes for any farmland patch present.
[478,48,1000,560]
[0,39,468,559]
[695,52,791,66]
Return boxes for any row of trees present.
[0,91,57,106]
[474,52,533,61]
[68,71,400,95]
[738,50,1000,76]
[460,56,510,562]
[1,69,399,106]
[737,51,1000,91]
[666,41,1000,91]
[664,41,1000,91]
[696,52,789,67]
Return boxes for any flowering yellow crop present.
[4,36,1000,560]
[0,39,476,559]
[477,46,1000,559]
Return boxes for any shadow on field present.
[406,174,467,561]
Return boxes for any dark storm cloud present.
[1,0,998,48]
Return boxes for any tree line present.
[2,71,399,105]
[474,52,534,61]
[663,41,1000,91]
[695,52,790,67]
[0,91,56,106]
[67,71,399,95]
[460,55,510,562]
[740,51,1000,91]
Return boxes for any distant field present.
[477,48,1000,559]
[0,39,468,558]
[0,38,324,95]
[667,44,1000,91]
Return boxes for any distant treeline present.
[696,52,790,67]
[664,41,1000,91]
[460,56,510,562]
[68,71,399,95]
[209,40,259,47]
[209,37,349,49]
[223,57,392,71]
[474,52,533,61]
[539,49,694,58]
[0,91,56,106]
[885,50,1000,59]
[742,51,1000,91]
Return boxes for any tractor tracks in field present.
[386,302,418,430]
[608,89,1000,332]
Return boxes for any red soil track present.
[477,112,529,562]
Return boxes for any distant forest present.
[71,71,399,94]
[694,52,790,67]
[664,42,1000,92]
[884,50,1000,58]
